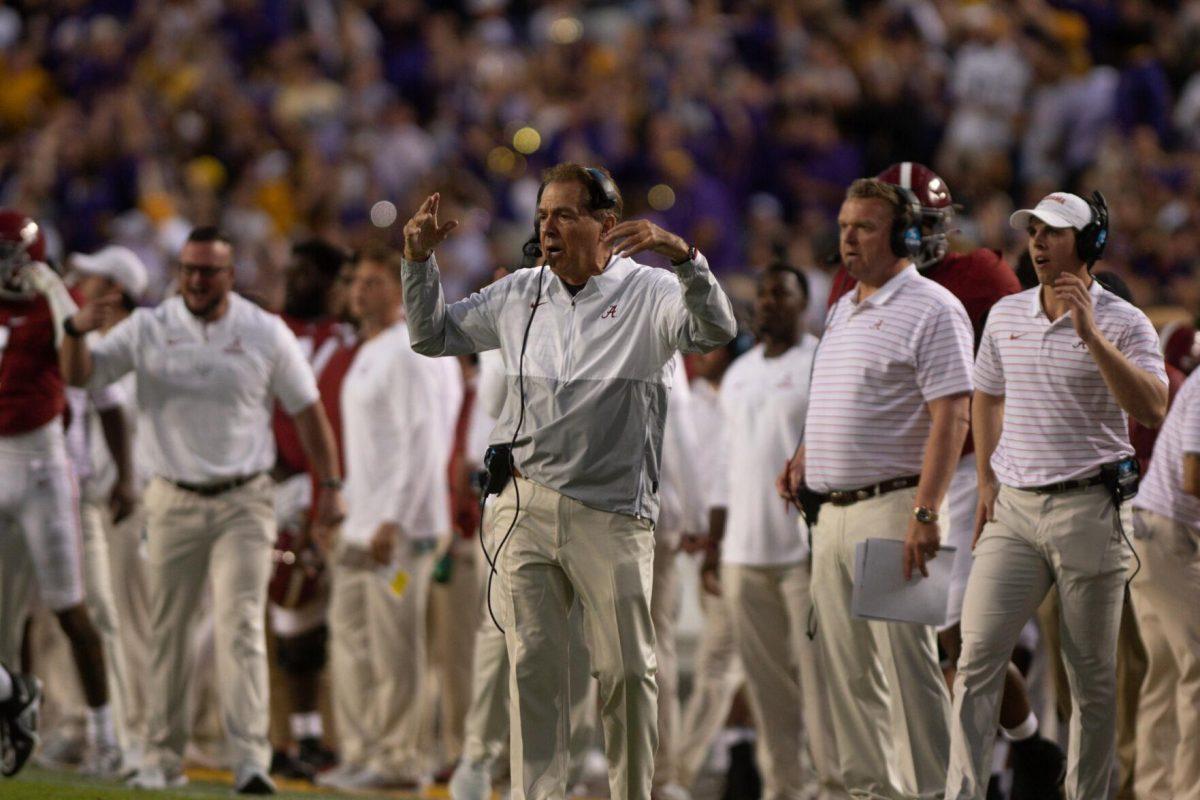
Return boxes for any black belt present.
[1026,474,1104,496]
[168,472,263,497]
[818,475,921,508]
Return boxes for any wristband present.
[319,478,344,490]
[63,316,84,338]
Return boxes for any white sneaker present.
[450,759,493,800]
[653,782,692,800]
[128,765,188,789]
[80,741,125,778]
[314,762,368,789]
[338,767,428,790]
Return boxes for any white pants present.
[947,485,1131,800]
[0,421,85,654]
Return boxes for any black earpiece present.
[890,186,924,260]
[1076,191,1109,266]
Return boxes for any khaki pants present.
[948,484,1131,800]
[329,540,435,779]
[724,561,844,800]
[810,487,950,800]
[142,475,276,775]
[652,539,681,789]
[106,504,151,752]
[490,477,657,800]
[423,541,482,769]
[676,589,743,789]
[1129,509,1200,800]
[459,577,594,778]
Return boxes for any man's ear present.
[600,214,617,237]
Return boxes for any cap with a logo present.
[72,245,148,299]
[1009,192,1094,231]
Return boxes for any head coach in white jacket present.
[400,162,736,800]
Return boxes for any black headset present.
[521,166,620,268]
[889,186,924,259]
[1076,190,1110,266]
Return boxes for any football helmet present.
[876,163,953,269]
[0,209,46,293]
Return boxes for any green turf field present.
[1,765,438,799]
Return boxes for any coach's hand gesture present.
[403,193,459,263]
[603,219,690,262]
[1054,273,1098,344]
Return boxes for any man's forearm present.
[401,254,488,357]
[914,393,971,510]
[98,407,133,486]
[673,253,737,353]
[1087,334,1167,428]
[292,403,340,482]
[60,333,94,387]
[972,391,1005,487]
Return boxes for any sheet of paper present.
[851,538,956,627]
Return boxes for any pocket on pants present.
[1053,495,1130,577]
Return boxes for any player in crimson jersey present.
[0,209,123,775]
[824,164,1064,795]
[268,240,354,780]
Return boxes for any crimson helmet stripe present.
[899,162,913,190]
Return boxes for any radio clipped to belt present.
[1099,456,1140,506]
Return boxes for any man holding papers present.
[946,192,1167,800]
[781,178,974,798]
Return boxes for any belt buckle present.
[855,488,871,501]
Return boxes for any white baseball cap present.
[72,245,148,299]
[1009,192,1094,231]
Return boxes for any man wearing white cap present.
[71,245,152,766]
[946,192,1168,800]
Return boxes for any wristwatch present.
[913,506,939,524]
[671,244,697,266]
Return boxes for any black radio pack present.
[482,443,514,497]
[1100,456,1140,505]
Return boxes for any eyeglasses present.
[179,262,230,279]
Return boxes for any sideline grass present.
[3,765,440,799]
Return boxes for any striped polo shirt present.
[974,281,1167,488]
[1134,368,1200,528]
[806,265,974,493]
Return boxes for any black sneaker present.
[234,767,277,795]
[1010,736,1066,800]
[269,749,315,781]
[296,737,337,773]
[0,673,42,778]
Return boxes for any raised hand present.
[403,193,459,262]
[602,219,690,262]
[1054,273,1098,344]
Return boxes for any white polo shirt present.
[88,294,319,484]
[688,376,725,511]
[805,266,974,493]
[974,281,1167,487]
[718,337,818,566]
[1135,369,1200,528]
[340,321,462,546]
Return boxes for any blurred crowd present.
[2,0,1199,317]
